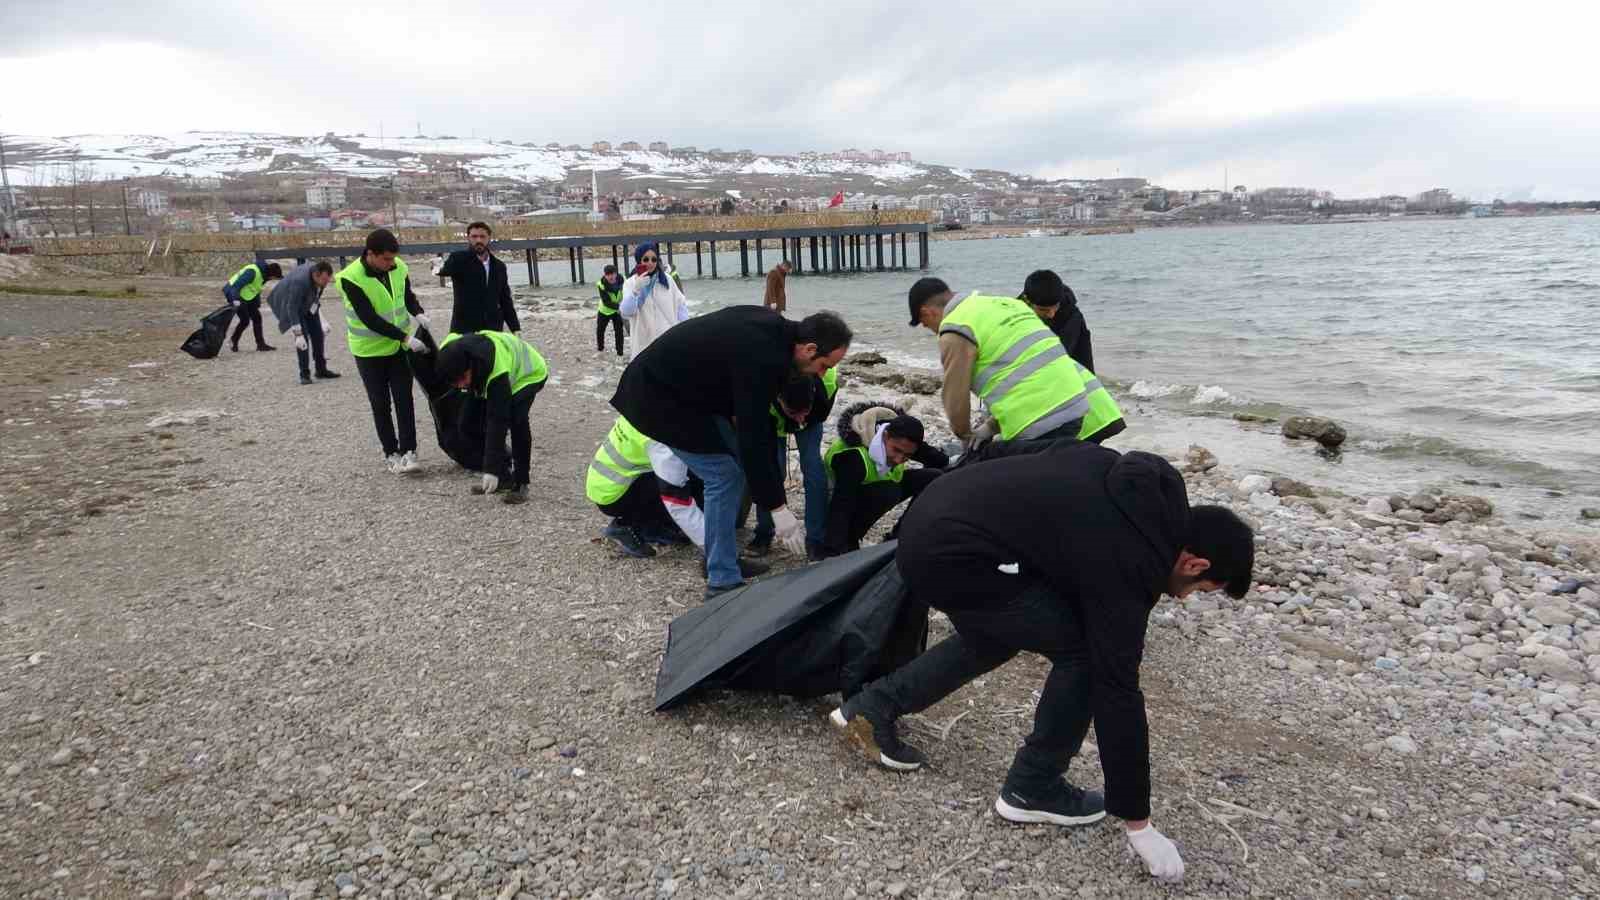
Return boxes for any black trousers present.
[230,301,266,348]
[596,313,623,354]
[295,311,328,377]
[354,351,416,457]
[598,474,677,531]
[826,467,942,555]
[503,383,542,487]
[860,571,1092,794]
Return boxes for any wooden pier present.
[251,219,931,287]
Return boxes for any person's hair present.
[797,311,852,356]
[435,340,472,383]
[884,415,924,445]
[1021,269,1065,308]
[261,262,283,279]
[909,277,949,306]
[365,228,400,255]
[603,264,617,275]
[779,377,814,411]
[312,261,334,276]
[467,221,492,236]
[1184,505,1256,599]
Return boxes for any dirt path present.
[0,278,1586,899]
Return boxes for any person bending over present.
[819,403,948,557]
[436,330,550,505]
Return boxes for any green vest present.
[440,330,548,396]
[824,439,906,485]
[1075,360,1124,441]
[769,367,839,435]
[586,416,653,505]
[940,293,1094,441]
[337,257,412,358]
[596,279,622,315]
[228,264,265,303]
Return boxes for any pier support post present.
[920,232,929,269]
[710,241,718,278]
[794,237,803,275]
[756,238,764,273]
[876,234,884,270]
[740,239,749,276]
[611,245,619,272]
[569,246,577,283]
[695,241,703,277]
[526,249,534,286]
[666,242,674,271]
[577,246,585,283]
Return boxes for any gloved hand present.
[290,324,303,337]
[1127,824,1184,881]
[294,335,308,352]
[480,473,499,495]
[412,312,432,333]
[321,317,331,336]
[406,335,428,354]
[770,507,805,555]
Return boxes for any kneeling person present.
[437,331,549,504]
[586,415,705,558]
[820,404,948,557]
[829,441,1254,883]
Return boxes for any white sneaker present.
[398,451,421,474]
[385,453,403,473]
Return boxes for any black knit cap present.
[907,277,951,326]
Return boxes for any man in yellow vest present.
[596,264,625,356]
[906,277,1122,451]
[435,330,549,505]
[585,415,705,558]
[819,403,948,557]
[336,228,433,475]
[222,261,283,352]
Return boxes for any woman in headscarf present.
[619,240,690,360]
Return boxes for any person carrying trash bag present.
[336,228,433,475]
[222,260,282,352]
[436,330,549,505]
[267,260,340,385]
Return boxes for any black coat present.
[611,306,798,510]
[1050,304,1094,373]
[895,441,1189,822]
[439,250,520,334]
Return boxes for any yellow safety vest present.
[940,293,1094,441]
[337,257,412,358]
[440,330,548,396]
[585,416,653,505]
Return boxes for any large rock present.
[1271,477,1316,498]
[846,351,887,367]
[1525,647,1588,684]
[1184,445,1219,473]
[1237,475,1272,495]
[1281,416,1348,449]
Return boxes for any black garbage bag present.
[179,305,237,359]
[654,542,928,710]
[408,331,512,478]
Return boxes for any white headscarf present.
[868,423,891,470]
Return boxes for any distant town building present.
[674,145,698,154]
[399,204,445,227]
[1194,189,1223,205]
[648,141,670,152]
[563,144,582,151]
[545,142,562,149]
[305,177,347,209]
[618,141,642,151]
[591,141,612,153]
[1381,195,1408,212]
[840,148,868,161]
[1412,188,1453,210]
[1232,185,1249,204]
[1067,201,1096,222]
[888,151,913,163]
[130,188,169,216]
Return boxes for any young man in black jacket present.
[830,440,1254,883]
[819,404,948,557]
[611,306,852,599]
[437,222,521,334]
[1020,269,1094,372]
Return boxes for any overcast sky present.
[3,0,1597,200]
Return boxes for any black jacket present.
[825,402,948,554]
[1049,289,1094,372]
[896,441,1189,822]
[337,260,423,343]
[438,333,542,473]
[439,250,520,333]
[611,306,798,510]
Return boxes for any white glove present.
[1127,824,1184,882]
[290,324,303,337]
[480,473,499,495]
[412,312,432,333]
[770,507,805,555]
[406,335,428,354]
[294,335,308,352]
[321,317,331,336]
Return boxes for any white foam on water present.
[1128,380,1185,400]
[1190,385,1239,405]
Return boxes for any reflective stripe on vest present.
[824,439,905,485]
[585,416,653,505]
[228,264,265,302]
[337,257,412,357]
[1075,361,1124,440]
[596,279,622,315]
[940,294,1091,441]
[479,330,549,397]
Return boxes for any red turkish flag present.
[828,191,844,208]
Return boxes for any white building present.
[130,188,168,216]
[399,204,444,227]
[1067,201,1096,222]
[305,177,347,209]
[1194,190,1223,205]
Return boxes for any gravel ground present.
[2,278,1599,899]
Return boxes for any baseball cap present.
[907,277,951,326]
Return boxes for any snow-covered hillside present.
[2,131,937,186]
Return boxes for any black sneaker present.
[995,781,1106,827]
[703,582,745,602]
[229,342,239,353]
[829,699,926,772]
[298,374,313,385]
[257,344,276,352]
[315,369,342,379]
[501,485,528,505]
[604,523,656,558]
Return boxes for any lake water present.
[512,216,1600,524]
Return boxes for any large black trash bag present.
[654,542,928,710]
[408,331,512,478]
[179,305,237,359]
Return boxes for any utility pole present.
[121,178,132,235]
[390,175,398,226]
[0,129,16,237]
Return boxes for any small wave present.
[1191,385,1240,405]
[1127,380,1186,400]
[1126,380,1242,406]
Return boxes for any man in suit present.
[438,221,521,334]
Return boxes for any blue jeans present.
[670,435,745,590]
[754,423,829,547]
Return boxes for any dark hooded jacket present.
[895,440,1189,822]
[1048,285,1094,372]
[611,306,797,510]
[437,333,541,474]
